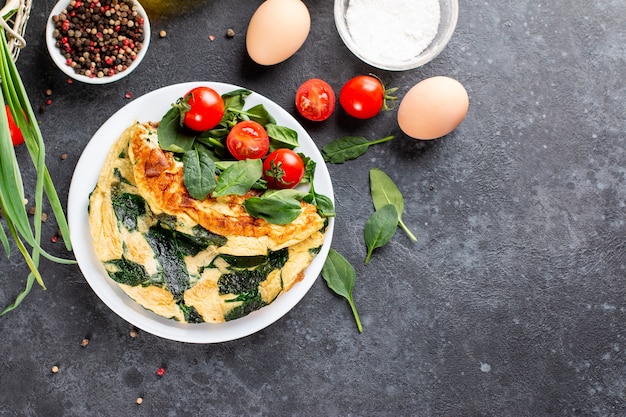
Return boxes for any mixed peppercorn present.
[51,0,145,79]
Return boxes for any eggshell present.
[246,0,311,66]
[397,76,469,140]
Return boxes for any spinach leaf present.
[262,188,309,201]
[369,168,417,241]
[303,181,336,219]
[321,249,362,332]
[157,107,197,153]
[299,153,315,183]
[105,257,151,286]
[243,196,303,224]
[222,89,252,112]
[322,135,394,164]
[212,158,262,197]
[178,301,205,323]
[111,192,146,231]
[266,124,299,150]
[144,226,193,299]
[183,148,216,200]
[244,104,276,126]
[364,204,398,265]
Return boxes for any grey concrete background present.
[0,0,624,416]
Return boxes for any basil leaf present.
[364,204,398,265]
[322,135,394,164]
[213,159,262,197]
[266,124,299,150]
[369,168,417,241]
[243,197,302,224]
[183,148,216,200]
[321,249,362,332]
[157,107,196,153]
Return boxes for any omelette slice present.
[88,122,327,323]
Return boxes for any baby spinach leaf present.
[369,168,417,241]
[322,135,394,164]
[364,204,398,265]
[213,159,262,197]
[322,249,362,332]
[243,197,302,224]
[262,188,309,201]
[183,148,216,200]
[303,181,336,218]
[158,107,197,153]
[245,104,276,126]
[266,124,299,150]
[222,89,251,112]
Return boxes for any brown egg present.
[397,76,469,140]
[246,0,310,66]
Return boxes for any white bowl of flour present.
[334,0,458,71]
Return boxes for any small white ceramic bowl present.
[334,0,458,71]
[46,0,151,84]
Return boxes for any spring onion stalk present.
[0,19,74,315]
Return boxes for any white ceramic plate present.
[46,0,151,84]
[68,82,335,343]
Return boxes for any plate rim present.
[67,81,335,343]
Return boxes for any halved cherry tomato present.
[262,148,305,189]
[5,104,25,146]
[177,86,225,131]
[339,75,397,119]
[295,78,336,121]
[226,120,270,160]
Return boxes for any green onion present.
[0,18,74,315]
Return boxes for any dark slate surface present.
[1,1,624,416]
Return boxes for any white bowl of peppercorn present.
[46,0,150,84]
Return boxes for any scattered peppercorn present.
[51,235,58,243]
[208,34,215,41]
[45,98,53,106]
[61,153,68,160]
[45,89,53,96]
[39,105,47,114]
[51,365,59,373]
[41,212,48,223]
[52,0,145,78]
[136,397,143,405]
[124,91,133,99]
[159,29,166,38]
[28,206,36,215]
[129,328,138,338]
[226,28,235,38]
[81,338,90,347]
[156,367,165,377]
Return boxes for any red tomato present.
[263,148,305,189]
[295,78,336,121]
[339,75,397,119]
[226,120,270,160]
[5,104,25,146]
[180,86,225,131]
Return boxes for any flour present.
[345,0,440,63]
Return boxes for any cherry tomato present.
[179,86,225,131]
[262,148,305,189]
[339,75,397,119]
[5,104,24,146]
[295,78,336,121]
[226,120,270,160]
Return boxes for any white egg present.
[246,0,311,66]
[397,76,469,140]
